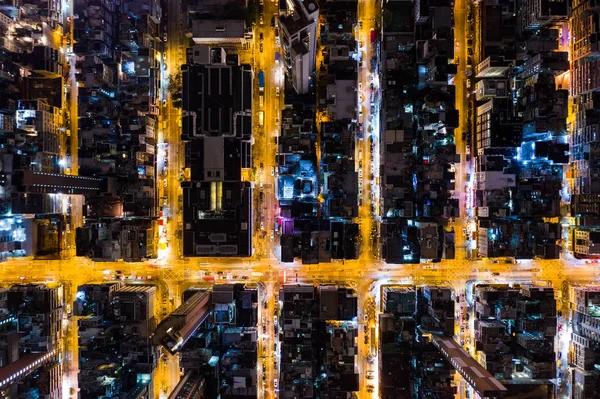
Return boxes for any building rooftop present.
[432,334,507,397]
[192,20,246,42]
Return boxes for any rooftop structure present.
[180,56,253,257]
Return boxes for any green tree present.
[167,71,182,108]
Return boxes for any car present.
[259,33,264,43]
[358,40,364,48]
[366,371,374,380]
[274,379,278,389]
[260,43,264,52]
[276,87,280,96]
[262,325,267,334]
[163,32,167,42]
[259,191,264,201]
[259,14,264,25]
[260,220,265,230]
[363,314,368,323]
[366,385,374,393]
[271,16,275,27]
[270,230,275,240]
[358,82,363,91]
[276,117,280,125]
[271,166,276,176]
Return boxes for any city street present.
[356,0,380,260]
[1,0,598,396]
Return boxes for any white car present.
[358,82,363,91]
[276,87,280,96]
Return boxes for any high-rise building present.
[280,0,319,94]
[180,48,253,257]
[0,284,63,398]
